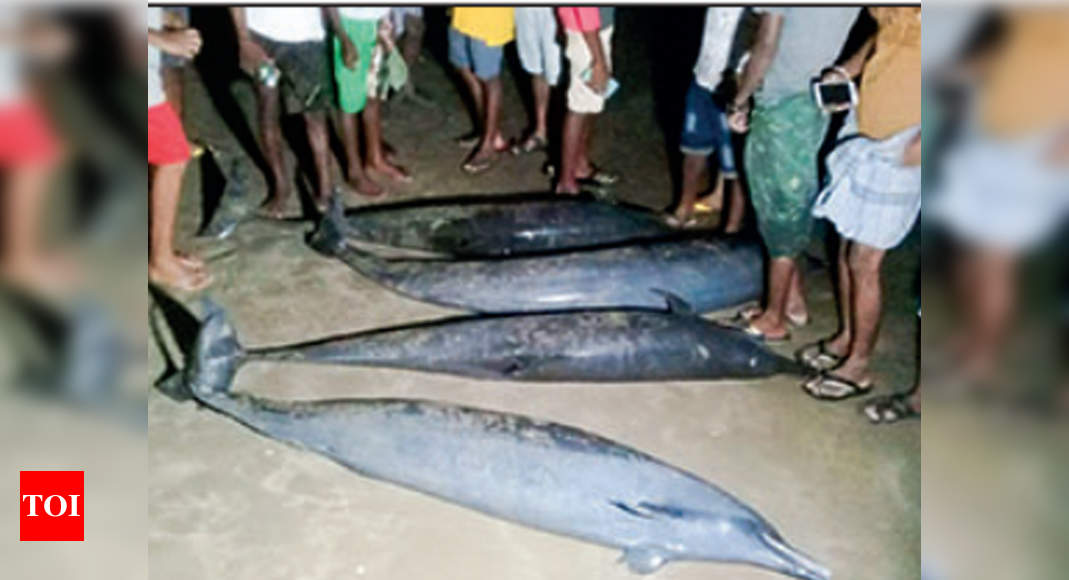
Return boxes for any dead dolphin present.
[179,301,830,580]
[330,193,674,257]
[310,210,764,314]
[193,298,802,384]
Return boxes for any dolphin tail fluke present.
[308,192,348,257]
[761,532,831,580]
[183,298,246,399]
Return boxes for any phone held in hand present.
[811,78,857,111]
[581,68,621,101]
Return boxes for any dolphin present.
[310,207,764,314]
[193,298,802,383]
[177,300,831,580]
[329,192,675,257]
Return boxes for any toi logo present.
[19,471,84,541]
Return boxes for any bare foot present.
[259,196,288,220]
[828,357,873,387]
[175,252,205,271]
[1,253,79,293]
[748,312,789,341]
[367,160,413,184]
[149,258,212,292]
[347,175,385,198]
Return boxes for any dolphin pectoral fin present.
[619,546,670,574]
[650,289,695,316]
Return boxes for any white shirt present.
[693,7,744,92]
[339,7,391,22]
[246,7,325,43]
[147,6,166,107]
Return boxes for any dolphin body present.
[180,301,830,580]
[196,299,802,383]
[334,193,675,257]
[311,207,764,314]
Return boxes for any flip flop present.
[461,152,497,175]
[796,340,844,372]
[862,393,920,423]
[693,201,718,214]
[801,373,874,401]
[455,132,480,149]
[577,164,619,187]
[742,323,790,344]
[665,215,699,229]
[511,134,548,155]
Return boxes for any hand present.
[902,133,922,166]
[237,37,269,76]
[726,100,750,133]
[341,37,359,71]
[158,28,202,59]
[587,60,610,95]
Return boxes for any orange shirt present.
[981,10,1069,137]
[857,7,922,139]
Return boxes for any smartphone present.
[812,80,857,110]
[581,68,620,100]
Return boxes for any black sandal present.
[862,393,920,424]
[796,340,844,372]
[802,373,874,401]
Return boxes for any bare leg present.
[786,264,809,324]
[556,110,587,194]
[530,74,550,141]
[749,257,794,339]
[465,77,507,169]
[576,114,595,177]
[960,247,1017,382]
[1,162,76,290]
[826,239,854,356]
[304,111,333,209]
[339,111,384,196]
[832,243,887,383]
[363,97,410,183]
[456,66,484,137]
[149,162,211,291]
[256,84,289,217]
[722,178,746,234]
[674,153,709,222]
[400,15,424,67]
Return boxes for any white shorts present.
[813,126,922,250]
[515,7,561,87]
[929,129,1069,252]
[565,27,613,114]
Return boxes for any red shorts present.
[147,102,190,165]
[0,100,60,167]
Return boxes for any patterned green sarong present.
[745,92,828,258]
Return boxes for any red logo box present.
[19,471,84,541]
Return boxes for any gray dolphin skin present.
[182,301,830,580]
[334,193,674,257]
[311,210,764,314]
[201,299,802,383]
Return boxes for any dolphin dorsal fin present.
[620,546,670,574]
[650,289,695,316]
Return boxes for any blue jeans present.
[448,27,503,80]
[680,80,737,177]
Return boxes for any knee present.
[847,245,884,275]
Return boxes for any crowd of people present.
[145,6,928,419]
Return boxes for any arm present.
[728,12,782,131]
[837,36,876,79]
[582,29,610,94]
[148,26,202,59]
[230,7,269,75]
[324,7,358,70]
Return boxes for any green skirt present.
[744,92,828,258]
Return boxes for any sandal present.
[461,151,497,175]
[862,393,920,424]
[741,323,790,344]
[664,215,699,229]
[801,373,874,401]
[578,164,619,187]
[455,132,480,149]
[796,340,844,372]
[511,134,548,155]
